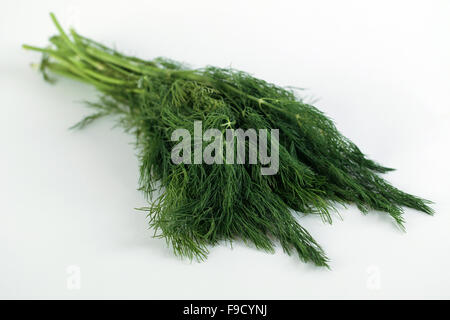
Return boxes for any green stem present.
[24,14,293,116]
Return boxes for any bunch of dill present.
[23,14,433,267]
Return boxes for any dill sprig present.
[22,13,433,267]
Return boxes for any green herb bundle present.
[23,14,433,267]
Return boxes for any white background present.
[1,0,449,299]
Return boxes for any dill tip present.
[30,63,40,70]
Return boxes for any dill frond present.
[22,13,433,267]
